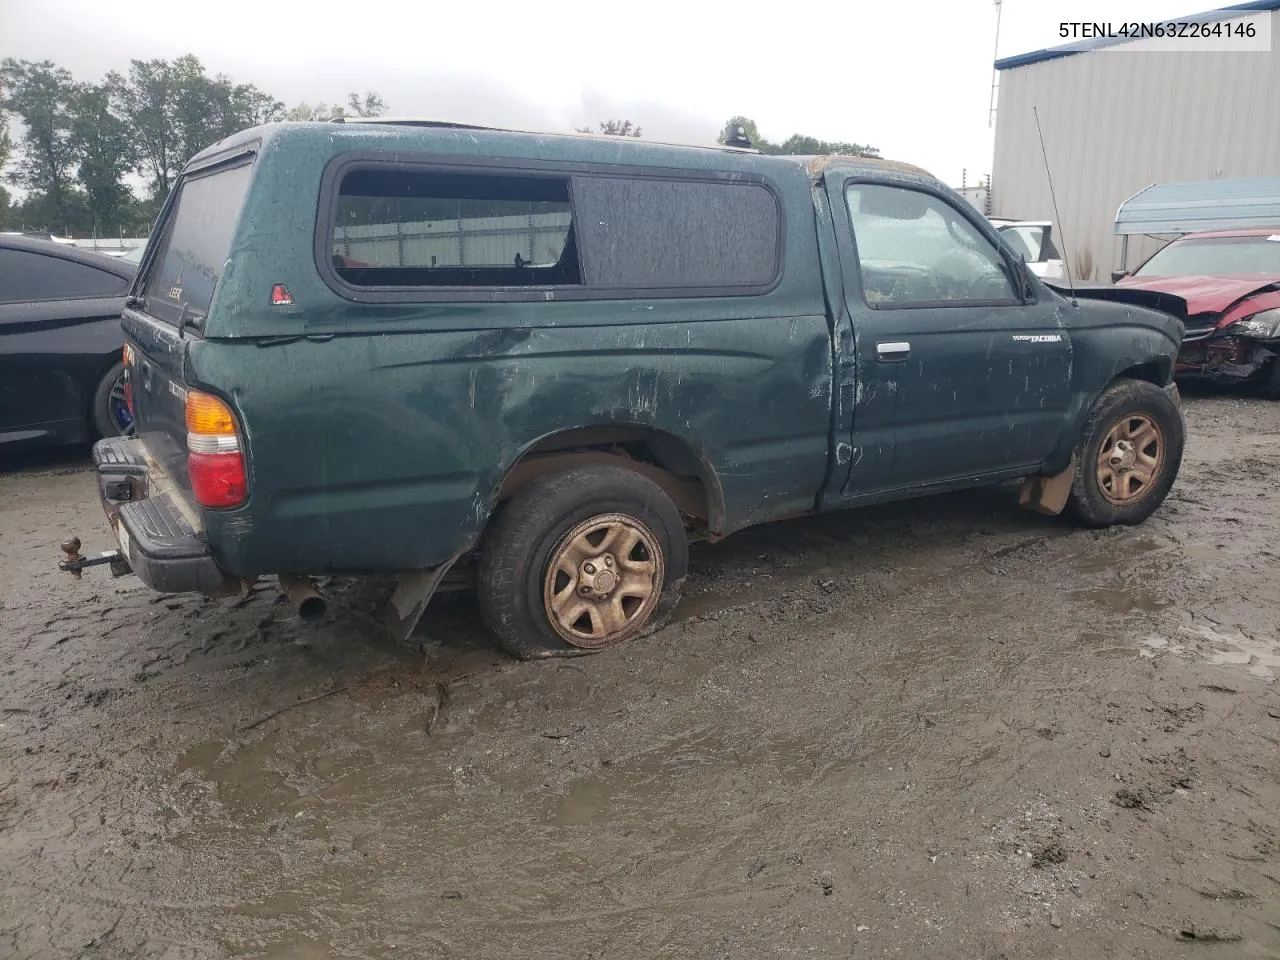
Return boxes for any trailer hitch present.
[59,537,131,578]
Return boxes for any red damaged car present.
[1115,229,1280,397]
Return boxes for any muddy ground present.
[2,393,1280,960]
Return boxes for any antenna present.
[988,0,1003,127]
[1033,105,1076,303]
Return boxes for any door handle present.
[876,340,911,362]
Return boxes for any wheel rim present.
[107,374,135,437]
[543,513,664,649]
[1096,412,1164,505]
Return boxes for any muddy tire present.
[91,363,133,438]
[477,465,688,659]
[1067,378,1184,528]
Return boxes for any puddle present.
[1141,636,1170,654]
[1061,541,1175,617]
[552,733,825,827]
[1192,625,1280,681]
[174,729,391,821]
[177,739,227,774]
[1142,627,1279,681]
[1090,646,1141,659]
[1078,630,1144,659]
[250,933,338,960]
[1069,584,1171,618]
[1072,586,1171,615]
[1065,537,1165,575]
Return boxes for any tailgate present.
[124,159,255,497]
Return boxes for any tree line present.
[0,56,877,238]
[0,56,385,236]
[580,116,879,157]
[715,116,878,157]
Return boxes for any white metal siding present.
[991,10,1280,278]
[334,213,572,268]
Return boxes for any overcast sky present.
[3,0,1189,186]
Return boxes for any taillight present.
[121,344,135,418]
[185,390,246,508]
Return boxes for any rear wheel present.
[477,465,688,659]
[1067,378,1184,527]
[91,363,134,438]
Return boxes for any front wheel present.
[1067,378,1184,528]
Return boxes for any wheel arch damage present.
[492,424,725,535]
[385,424,724,642]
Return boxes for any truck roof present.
[186,118,937,185]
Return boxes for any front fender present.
[1043,305,1182,473]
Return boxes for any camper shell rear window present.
[140,159,254,326]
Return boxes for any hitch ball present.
[61,537,85,579]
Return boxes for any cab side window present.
[845,184,1018,307]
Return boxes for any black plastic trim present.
[92,438,230,594]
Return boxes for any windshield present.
[141,160,254,324]
[1135,235,1280,277]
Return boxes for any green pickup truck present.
[66,120,1187,658]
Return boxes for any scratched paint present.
[115,121,1185,583]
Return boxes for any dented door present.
[827,175,1073,493]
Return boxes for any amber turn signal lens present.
[185,390,238,435]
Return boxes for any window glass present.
[1134,235,1280,277]
[0,249,129,303]
[846,184,1016,304]
[572,177,779,289]
[999,225,1046,262]
[332,170,578,287]
[142,161,254,324]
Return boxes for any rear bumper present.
[93,437,230,593]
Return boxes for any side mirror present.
[1111,269,1129,283]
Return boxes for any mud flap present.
[1018,455,1076,517]
[384,556,461,643]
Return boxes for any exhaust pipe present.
[280,574,326,622]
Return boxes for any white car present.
[989,219,1066,281]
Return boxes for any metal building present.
[990,0,1280,280]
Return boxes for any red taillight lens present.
[123,380,134,416]
[188,451,247,508]
[185,390,246,508]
